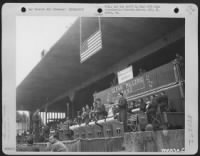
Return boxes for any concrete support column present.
[69,92,75,119]
[45,105,48,125]
[66,102,70,120]
[29,111,33,134]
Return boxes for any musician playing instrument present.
[117,92,128,132]
[96,98,107,120]
[89,102,97,121]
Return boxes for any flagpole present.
[98,16,101,31]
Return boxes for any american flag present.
[80,29,102,63]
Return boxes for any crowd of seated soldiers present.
[55,93,175,131]
[72,98,108,126]
[37,98,108,139]
[126,91,177,131]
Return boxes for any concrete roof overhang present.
[16,17,184,112]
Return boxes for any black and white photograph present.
[1,3,198,154]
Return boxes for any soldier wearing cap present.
[118,92,128,131]
[96,98,107,120]
[32,109,40,142]
[47,134,68,152]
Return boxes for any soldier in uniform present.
[63,117,74,140]
[77,111,82,125]
[157,91,169,113]
[117,92,128,132]
[81,106,90,125]
[157,91,169,125]
[43,125,50,141]
[138,98,147,112]
[146,95,158,124]
[85,104,90,125]
[96,98,107,120]
[32,109,40,142]
[175,53,184,79]
[81,107,87,123]
[138,68,146,76]
[90,102,97,121]
[46,134,68,152]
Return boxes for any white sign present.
[117,66,133,84]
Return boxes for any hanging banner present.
[117,66,133,84]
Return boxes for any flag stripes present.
[80,29,102,63]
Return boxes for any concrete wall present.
[123,129,184,152]
[32,129,184,152]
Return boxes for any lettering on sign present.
[117,66,133,84]
[95,62,176,104]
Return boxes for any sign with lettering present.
[117,66,133,84]
[94,62,176,104]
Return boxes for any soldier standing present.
[118,92,128,132]
[96,98,107,120]
[32,109,40,142]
